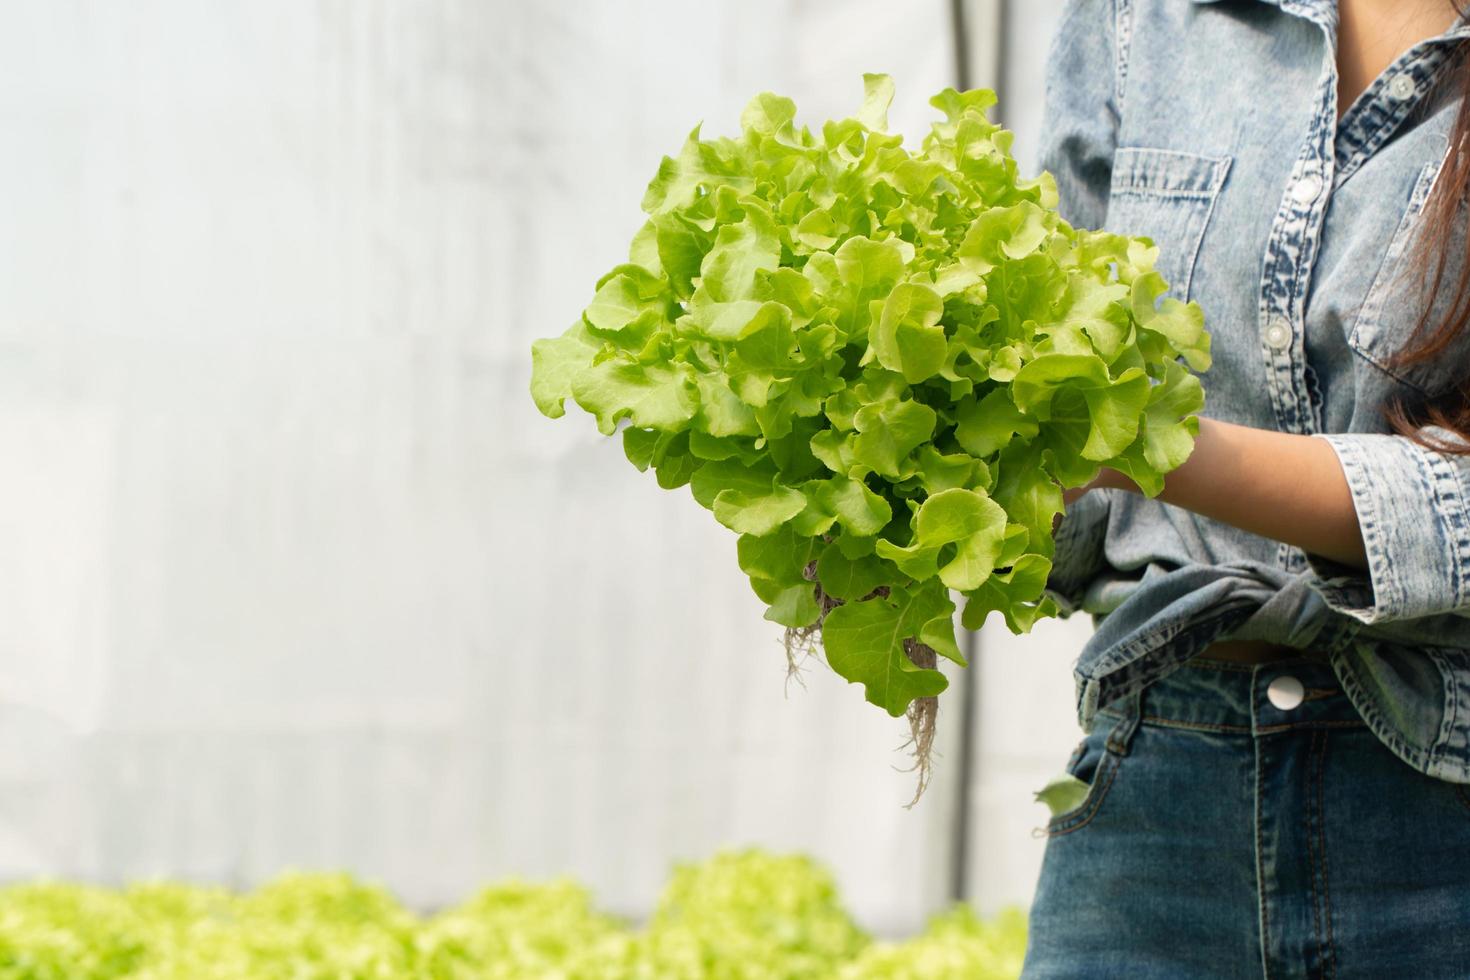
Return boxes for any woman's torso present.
[1038,0,1470,783]
[1078,0,1469,649]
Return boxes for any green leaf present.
[766,416,827,482]
[584,268,670,346]
[653,431,701,490]
[852,396,937,479]
[815,545,891,601]
[914,445,980,494]
[736,524,823,587]
[1012,354,1151,465]
[712,484,807,536]
[756,267,819,319]
[795,210,839,249]
[987,253,1067,341]
[681,299,766,342]
[929,86,998,124]
[874,488,1009,590]
[641,124,752,215]
[694,453,808,536]
[954,388,1038,458]
[622,426,660,471]
[698,210,781,303]
[693,372,761,438]
[872,282,948,383]
[810,427,859,476]
[1034,773,1090,818]
[1107,361,1205,497]
[690,457,778,509]
[790,476,893,538]
[959,202,1051,273]
[652,212,708,298]
[689,429,759,462]
[529,320,602,419]
[960,553,1054,633]
[1131,271,1212,372]
[990,441,1064,556]
[822,389,862,431]
[834,236,909,300]
[819,477,893,536]
[1058,274,1132,361]
[629,218,662,273]
[741,91,798,137]
[1139,358,1206,472]
[731,303,799,371]
[906,576,967,667]
[835,531,878,559]
[919,605,966,668]
[822,587,951,717]
[570,357,699,436]
[761,582,821,628]
[857,72,896,131]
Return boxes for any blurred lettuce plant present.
[0,849,1027,979]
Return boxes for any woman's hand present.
[1049,417,1368,570]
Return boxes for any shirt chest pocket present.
[1105,146,1233,303]
[1348,155,1451,396]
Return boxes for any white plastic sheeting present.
[0,0,1081,933]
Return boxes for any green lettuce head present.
[530,74,1209,801]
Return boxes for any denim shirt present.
[1040,0,1470,783]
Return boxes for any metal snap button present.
[1267,675,1306,711]
[1292,172,1324,205]
[1388,73,1417,101]
[1264,318,1291,350]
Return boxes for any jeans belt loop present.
[1104,688,1145,757]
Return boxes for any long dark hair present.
[1384,15,1470,454]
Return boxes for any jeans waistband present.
[1092,654,1365,740]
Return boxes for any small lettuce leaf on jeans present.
[530,74,1212,720]
[1034,772,1091,818]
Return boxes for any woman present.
[1025,1,1470,977]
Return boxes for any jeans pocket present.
[1044,724,1124,837]
[1105,146,1232,303]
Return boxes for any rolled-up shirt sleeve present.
[1035,0,1123,233]
[1304,427,1470,623]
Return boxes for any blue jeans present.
[1021,655,1470,979]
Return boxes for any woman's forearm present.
[1092,417,1369,570]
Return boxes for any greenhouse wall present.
[0,0,1076,936]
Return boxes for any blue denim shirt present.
[1040,0,1470,783]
